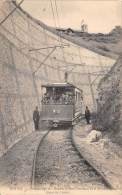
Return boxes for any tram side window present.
[75,91,82,104]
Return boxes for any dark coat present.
[33,110,40,122]
[85,109,91,118]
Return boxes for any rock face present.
[96,55,122,145]
[0,1,41,156]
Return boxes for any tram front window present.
[42,87,73,105]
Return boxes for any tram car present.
[40,82,83,127]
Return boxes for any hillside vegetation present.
[55,26,122,59]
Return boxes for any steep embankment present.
[55,26,122,59]
[96,55,122,146]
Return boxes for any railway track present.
[31,127,112,190]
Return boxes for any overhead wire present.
[50,0,57,28]
[0,0,25,26]
[33,47,56,75]
[35,0,110,85]
[38,0,56,79]
[55,1,110,86]
[49,0,65,80]
[29,44,69,52]
[31,0,108,81]
[29,45,111,70]
[53,0,67,69]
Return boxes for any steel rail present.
[31,129,51,189]
[31,125,113,189]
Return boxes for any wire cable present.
[0,0,25,26]
[50,0,57,28]
[33,47,56,75]
[54,0,67,67]
[49,0,66,75]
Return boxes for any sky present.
[20,0,122,33]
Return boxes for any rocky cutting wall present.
[0,1,42,156]
[96,55,122,145]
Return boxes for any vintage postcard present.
[0,0,122,194]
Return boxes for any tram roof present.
[41,82,83,92]
[41,82,77,88]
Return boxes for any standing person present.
[85,106,91,124]
[33,106,40,130]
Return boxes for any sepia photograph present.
[0,0,122,194]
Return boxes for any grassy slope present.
[55,26,122,60]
